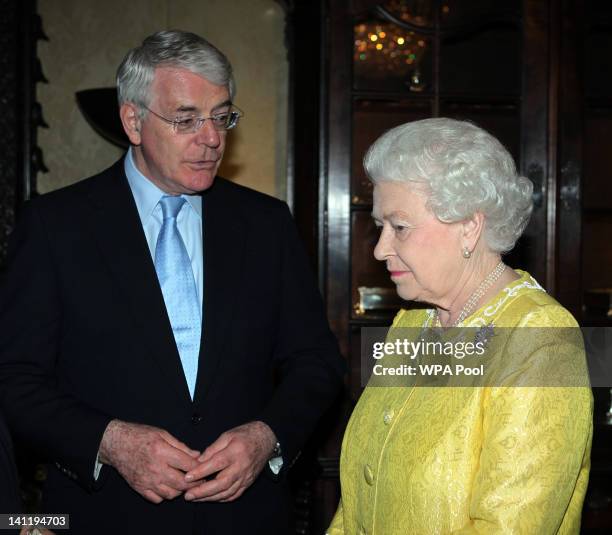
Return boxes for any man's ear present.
[461,211,485,252]
[119,103,142,145]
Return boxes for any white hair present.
[364,117,533,253]
[116,30,235,118]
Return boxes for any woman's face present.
[372,181,464,306]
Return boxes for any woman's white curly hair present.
[364,117,533,253]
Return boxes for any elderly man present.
[0,30,343,534]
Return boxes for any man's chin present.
[183,172,217,193]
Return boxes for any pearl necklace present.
[435,261,506,327]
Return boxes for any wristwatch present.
[271,441,282,458]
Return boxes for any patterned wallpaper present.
[37,0,288,199]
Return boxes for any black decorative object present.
[76,87,128,149]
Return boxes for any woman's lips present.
[389,270,408,278]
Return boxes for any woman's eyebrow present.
[371,210,411,221]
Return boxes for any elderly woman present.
[328,118,592,534]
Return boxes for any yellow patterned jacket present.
[328,271,593,535]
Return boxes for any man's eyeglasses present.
[143,105,243,133]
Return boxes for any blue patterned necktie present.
[154,196,201,399]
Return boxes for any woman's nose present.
[373,228,392,261]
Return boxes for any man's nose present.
[195,120,221,148]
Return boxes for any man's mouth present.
[186,160,217,170]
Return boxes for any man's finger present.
[185,451,230,482]
[142,489,164,504]
[164,444,203,473]
[219,487,246,503]
[194,479,242,502]
[197,434,231,463]
[156,482,182,500]
[161,431,200,458]
[185,470,238,501]
[159,465,202,492]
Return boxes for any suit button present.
[364,464,374,486]
[191,413,203,424]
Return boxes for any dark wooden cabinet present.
[290,0,612,532]
[318,0,554,394]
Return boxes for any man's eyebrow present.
[211,99,233,112]
[174,100,233,114]
[175,105,198,113]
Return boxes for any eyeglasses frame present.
[141,104,243,133]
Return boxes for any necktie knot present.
[160,195,186,220]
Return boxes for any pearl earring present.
[462,247,472,259]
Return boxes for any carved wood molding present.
[0,0,19,268]
[0,0,47,269]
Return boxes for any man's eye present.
[211,113,229,126]
[175,117,196,128]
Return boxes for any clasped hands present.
[99,419,277,504]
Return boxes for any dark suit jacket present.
[0,413,21,514]
[0,159,344,534]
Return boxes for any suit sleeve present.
[0,412,22,512]
[0,201,112,491]
[257,203,345,472]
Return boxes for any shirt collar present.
[124,147,203,221]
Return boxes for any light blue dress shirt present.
[124,147,203,316]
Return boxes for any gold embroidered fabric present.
[328,271,593,535]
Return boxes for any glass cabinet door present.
[346,0,546,340]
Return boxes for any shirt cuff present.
[268,455,283,475]
[93,451,103,480]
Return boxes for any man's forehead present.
[150,66,230,107]
[152,66,226,90]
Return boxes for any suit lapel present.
[194,180,246,405]
[80,161,193,407]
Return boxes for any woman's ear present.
[461,212,485,253]
[119,103,142,145]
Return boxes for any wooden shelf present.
[352,90,519,107]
